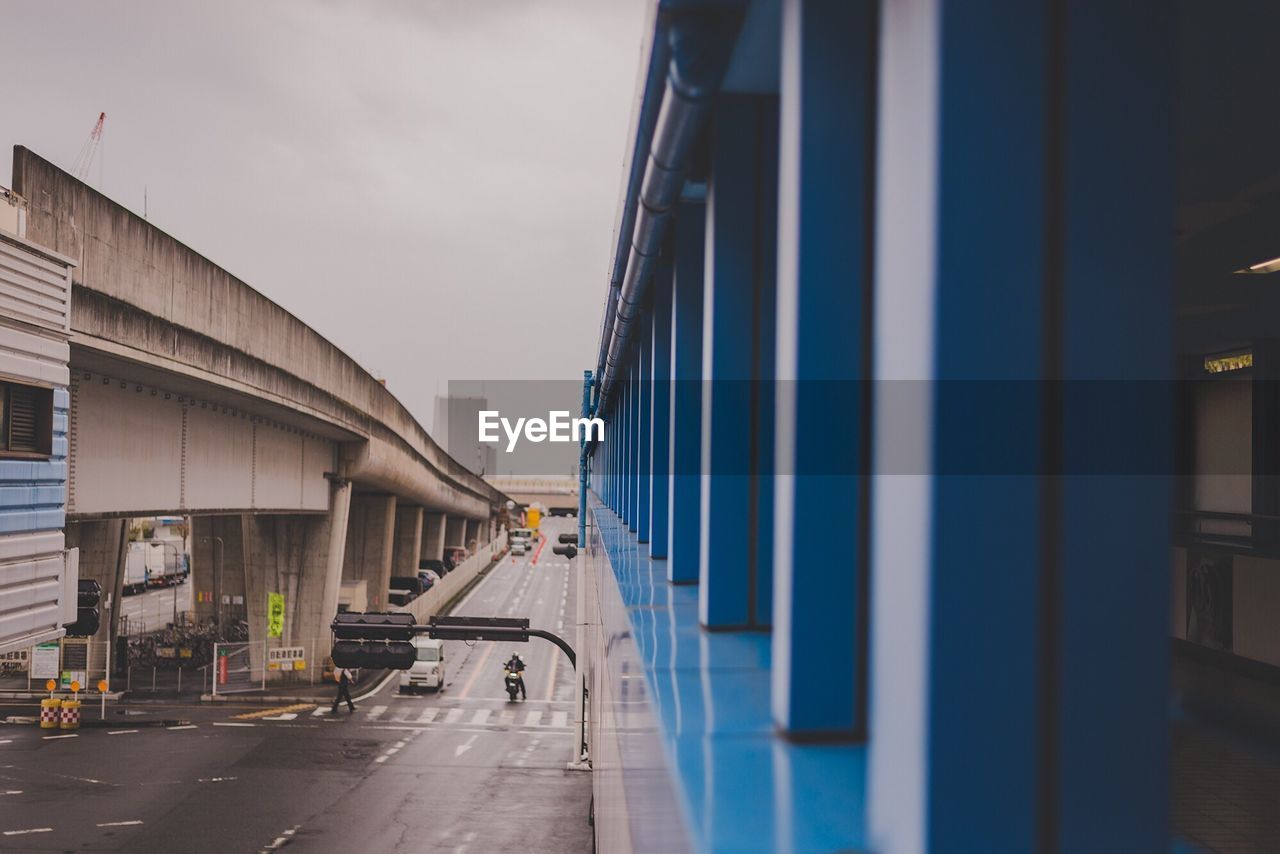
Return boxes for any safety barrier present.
[39,698,61,729]
[59,699,80,730]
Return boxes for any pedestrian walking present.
[332,666,356,713]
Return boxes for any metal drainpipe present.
[596,12,741,406]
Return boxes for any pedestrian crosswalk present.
[359,704,574,731]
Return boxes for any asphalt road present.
[0,518,591,853]
[118,577,193,632]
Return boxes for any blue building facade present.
[582,1,1175,851]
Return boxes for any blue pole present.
[579,370,591,549]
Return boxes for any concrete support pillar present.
[342,494,396,611]
[191,515,250,628]
[444,516,466,548]
[64,518,128,675]
[464,519,481,551]
[391,504,424,576]
[421,512,446,562]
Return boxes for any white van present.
[399,637,445,693]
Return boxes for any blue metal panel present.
[924,3,1049,849]
[637,314,652,544]
[0,385,69,536]
[670,202,706,584]
[629,357,640,533]
[771,0,874,734]
[650,249,674,559]
[1052,3,1172,850]
[699,96,771,629]
[589,495,867,854]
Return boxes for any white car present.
[399,637,445,693]
[511,540,527,555]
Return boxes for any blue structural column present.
[669,202,706,583]
[867,2,1172,852]
[636,314,652,543]
[699,95,778,629]
[621,373,632,524]
[629,354,641,533]
[772,0,875,734]
[649,247,674,559]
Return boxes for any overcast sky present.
[1,0,646,430]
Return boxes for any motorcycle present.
[504,668,524,702]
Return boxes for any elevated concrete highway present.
[11,146,508,666]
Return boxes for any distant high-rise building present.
[434,394,496,477]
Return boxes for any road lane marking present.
[0,740,10,745]
[166,725,198,731]
[366,705,387,721]
[259,825,301,852]
[454,734,478,757]
[97,820,143,827]
[551,711,568,728]
[212,722,257,727]
[198,776,238,783]
[261,713,298,721]
[416,708,439,724]
[107,730,138,735]
[524,710,543,727]
[3,827,52,836]
[470,709,491,726]
[43,734,77,740]
[444,708,464,724]
[233,703,313,721]
[1,790,22,796]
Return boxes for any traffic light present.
[331,611,415,641]
[331,640,416,670]
[65,579,101,637]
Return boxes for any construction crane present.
[72,112,105,181]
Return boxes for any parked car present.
[511,540,527,556]
[419,558,448,576]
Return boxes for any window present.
[0,381,53,457]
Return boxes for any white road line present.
[470,709,491,726]
[415,708,439,724]
[374,755,389,763]
[212,722,257,727]
[0,739,10,745]
[1,790,22,796]
[551,711,568,728]
[167,725,198,731]
[97,820,143,827]
[43,734,77,740]
[261,713,298,721]
[444,708,464,724]
[366,705,387,721]
[107,729,138,735]
[3,828,52,836]
[524,710,543,727]
[311,707,326,717]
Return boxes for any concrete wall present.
[14,147,501,520]
[343,494,396,610]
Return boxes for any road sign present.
[267,646,306,671]
[267,593,285,638]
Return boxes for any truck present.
[122,540,190,594]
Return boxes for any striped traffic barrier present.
[39,698,62,729]
[59,699,81,730]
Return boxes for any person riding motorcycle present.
[504,652,527,700]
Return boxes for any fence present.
[394,532,507,623]
[0,639,111,694]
